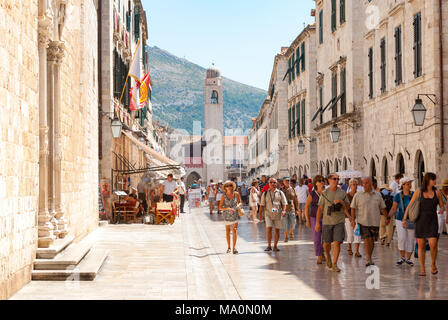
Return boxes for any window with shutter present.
[340,68,346,114]
[288,58,292,84]
[292,52,296,81]
[319,86,323,124]
[380,38,386,93]
[332,73,338,118]
[291,105,296,137]
[134,6,140,40]
[301,100,306,135]
[301,42,305,71]
[394,25,402,85]
[319,10,323,44]
[331,0,337,32]
[340,0,345,24]
[288,108,291,139]
[413,12,422,78]
[296,47,300,76]
[296,103,300,135]
[368,47,373,99]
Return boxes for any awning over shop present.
[122,130,179,166]
[145,154,186,179]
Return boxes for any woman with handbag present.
[403,172,445,276]
[388,177,415,266]
[219,180,242,254]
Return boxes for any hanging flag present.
[129,86,138,111]
[128,38,142,83]
[138,71,151,109]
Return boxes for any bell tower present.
[203,65,224,182]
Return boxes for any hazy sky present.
[141,0,315,91]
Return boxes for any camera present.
[327,203,343,215]
[272,208,278,214]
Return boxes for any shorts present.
[298,203,305,210]
[322,223,345,243]
[265,215,283,230]
[359,225,380,241]
[282,211,296,231]
[208,197,216,205]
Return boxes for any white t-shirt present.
[295,185,309,203]
[163,180,177,195]
[389,180,400,195]
[178,181,186,195]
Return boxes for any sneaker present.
[405,259,414,267]
[396,258,405,266]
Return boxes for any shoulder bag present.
[408,189,422,222]
[236,192,245,217]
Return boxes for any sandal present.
[355,252,362,258]
[227,248,231,253]
[264,247,272,252]
[233,249,238,254]
[432,267,438,275]
[273,247,280,252]
[419,271,426,276]
[348,249,353,256]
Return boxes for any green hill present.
[147,46,266,134]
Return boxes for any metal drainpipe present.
[440,0,445,155]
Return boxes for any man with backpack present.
[379,184,395,246]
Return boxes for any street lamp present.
[411,99,426,126]
[111,118,123,139]
[330,124,341,143]
[297,140,305,155]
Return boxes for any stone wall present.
[0,0,39,299]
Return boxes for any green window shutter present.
[319,86,323,124]
[368,47,373,99]
[395,25,402,85]
[331,0,337,32]
[134,6,140,40]
[296,47,300,76]
[413,12,422,78]
[301,42,305,71]
[288,58,292,84]
[340,0,345,24]
[288,108,291,138]
[296,103,300,135]
[319,10,323,44]
[291,105,296,137]
[291,53,296,81]
[301,100,306,135]
[340,68,346,114]
[332,72,337,118]
[380,37,386,93]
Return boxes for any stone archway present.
[382,156,389,185]
[186,171,201,187]
[415,150,425,188]
[396,153,405,175]
[370,158,377,180]
[326,160,330,177]
[335,158,339,173]
[343,157,348,170]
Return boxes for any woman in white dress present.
[219,181,242,254]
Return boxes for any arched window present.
[370,158,377,180]
[382,157,389,185]
[335,158,339,172]
[343,157,348,170]
[415,150,425,188]
[211,90,218,104]
[326,160,330,177]
[397,153,405,175]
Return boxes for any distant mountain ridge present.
[148,46,267,134]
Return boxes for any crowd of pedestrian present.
[203,172,447,276]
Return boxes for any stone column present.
[38,16,56,248]
[53,41,68,238]
[47,41,58,234]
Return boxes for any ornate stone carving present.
[47,41,60,62]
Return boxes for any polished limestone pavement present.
[10,203,448,300]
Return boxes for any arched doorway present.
[186,171,201,187]
[415,150,425,188]
[335,158,339,172]
[343,157,348,170]
[304,165,308,177]
[370,158,377,180]
[320,162,324,175]
[382,156,389,185]
[397,153,405,175]
[299,166,303,179]
[326,160,330,177]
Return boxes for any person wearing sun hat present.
[436,179,448,237]
[218,180,242,254]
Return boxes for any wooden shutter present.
[301,100,306,135]
[340,68,346,114]
[413,12,422,78]
[134,6,140,40]
[332,73,338,118]
[340,0,345,24]
[296,47,300,76]
[292,52,296,80]
[380,38,386,93]
[394,25,402,85]
[368,47,373,99]
[288,58,292,84]
[288,108,291,138]
[331,0,336,32]
[291,104,296,137]
[296,103,300,135]
[319,10,323,44]
[301,42,305,71]
[319,86,323,124]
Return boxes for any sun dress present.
[222,192,239,226]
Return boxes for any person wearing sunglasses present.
[315,173,352,272]
[259,178,287,252]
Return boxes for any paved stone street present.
[11,204,448,300]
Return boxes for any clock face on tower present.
[210,90,218,104]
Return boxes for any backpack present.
[381,191,394,213]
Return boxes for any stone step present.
[33,242,92,270]
[36,235,75,259]
[31,249,108,281]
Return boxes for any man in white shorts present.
[295,178,309,224]
[259,178,287,252]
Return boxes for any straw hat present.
[400,177,414,186]
[379,184,392,191]
[223,180,236,190]
[436,179,448,187]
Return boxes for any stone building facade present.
[248,49,289,180]
[285,24,318,179]
[1,0,99,298]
